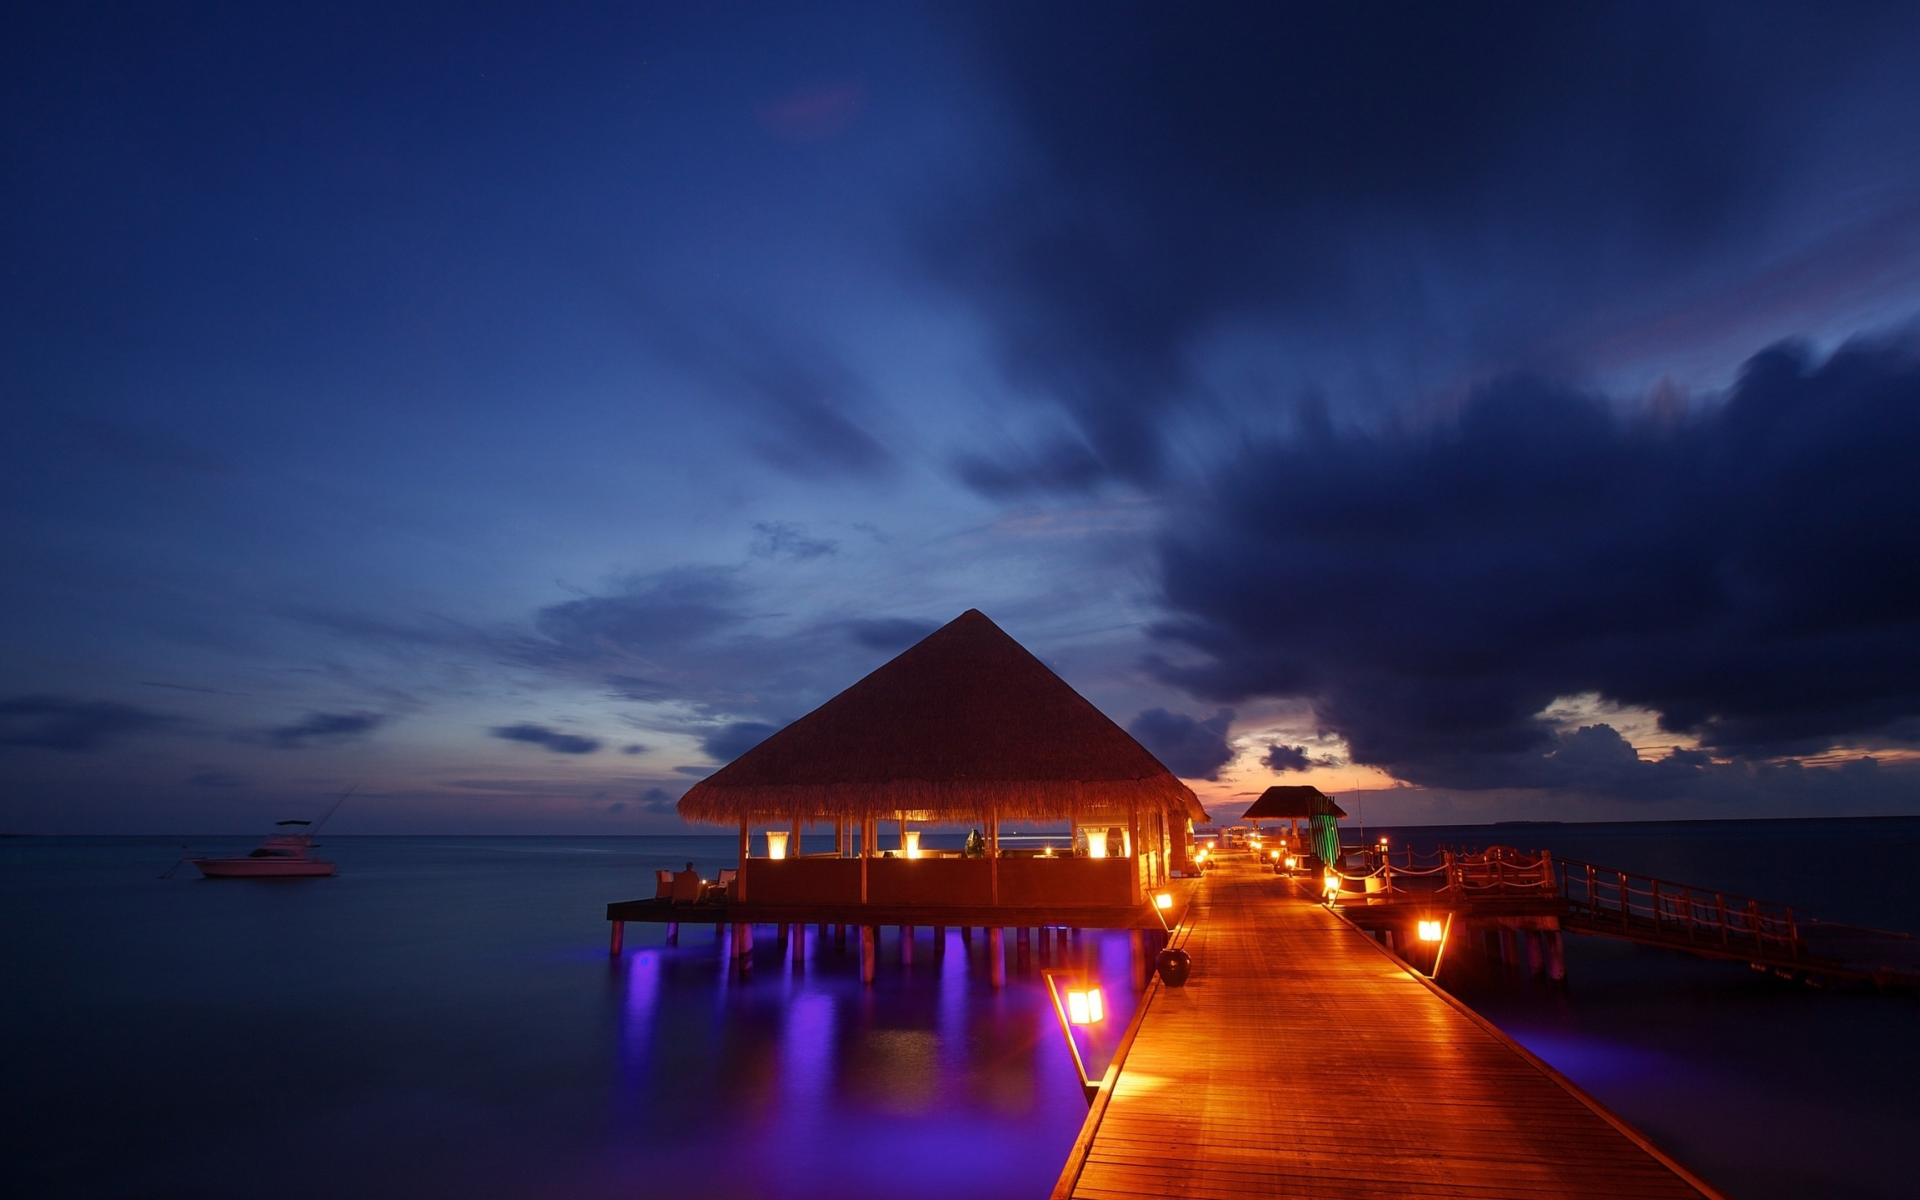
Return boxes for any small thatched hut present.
[678,609,1204,908]
[1242,785,1346,866]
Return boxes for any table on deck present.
[1057,859,1726,1200]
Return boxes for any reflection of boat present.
[190,786,353,879]
[193,823,336,878]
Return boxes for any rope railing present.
[1323,846,1558,898]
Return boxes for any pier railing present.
[1553,857,1803,959]
[1325,846,1557,900]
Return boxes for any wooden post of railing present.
[1681,887,1695,942]
[1748,899,1762,950]
[1585,864,1596,915]
[1618,872,1630,931]
[1716,893,1729,945]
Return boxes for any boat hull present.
[193,858,337,878]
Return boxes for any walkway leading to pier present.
[1054,859,1726,1200]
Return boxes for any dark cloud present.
[701,721,783,764]
[639,786,679,814]
[1263,743,1309,773]
[490,723,602,755]
[760,81,864,142]
[621,743,649,755]
[0,695,175,752]
[619,301,892,480]
[674,765,717,778]
[933,4,1920,493]
[1128,707,1236,780]
[520,566,940,723]
[841,617,938,651]
[751,521,838,561]
[1152,338,1920,796]
[267,711,386,749]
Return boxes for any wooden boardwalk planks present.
[1057,860,1726,1200]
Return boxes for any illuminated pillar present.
[988,806,999,905]
[737,821,749,903]
[1128,804,1142,904]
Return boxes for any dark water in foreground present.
[3,819,1917,1199]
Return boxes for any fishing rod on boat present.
[307,783,358,839]
[159,844,192,880]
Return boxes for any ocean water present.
[1,835,1135,1200]
[4,820,1916,1199]
[1370,817,1920,1200]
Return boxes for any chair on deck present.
[653,869,675,900]
[709,868,737,902]
[671,868,704,904]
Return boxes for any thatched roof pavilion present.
[1242,785,1346,821]
[679,609,1201,827]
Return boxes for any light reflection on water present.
[3,836,1124,1200]
[606,920,1132,1200]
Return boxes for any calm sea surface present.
[3,819,1916,1199]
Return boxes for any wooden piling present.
[665,921,678,946]
[989,927,1005,987]
[1545,929,1567,986]
[861,925,877,984]
[934,925,946,957]
[902,925,914,965]
[609,920,624,956]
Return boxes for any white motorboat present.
[188,787,353,879]
[192,823,336,878]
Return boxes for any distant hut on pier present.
[1242,785,1346,867]
[677,609,1207,909]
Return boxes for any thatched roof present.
[678,609,1199,825]
[1242,785,1347,820]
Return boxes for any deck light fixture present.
[1418,920,1443,942]
[1323,873,1341,900]
[1066,986,1105,1025]
[1284,856,1296,870]
[1154,891,1174,911]
[765,830,789,860]
[903,831,921,859]
[1044,971,1108,1104]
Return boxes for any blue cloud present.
[490,723,602,755]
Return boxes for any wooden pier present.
[1053,857,1728,1200]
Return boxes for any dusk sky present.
[5,2,1920,833]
